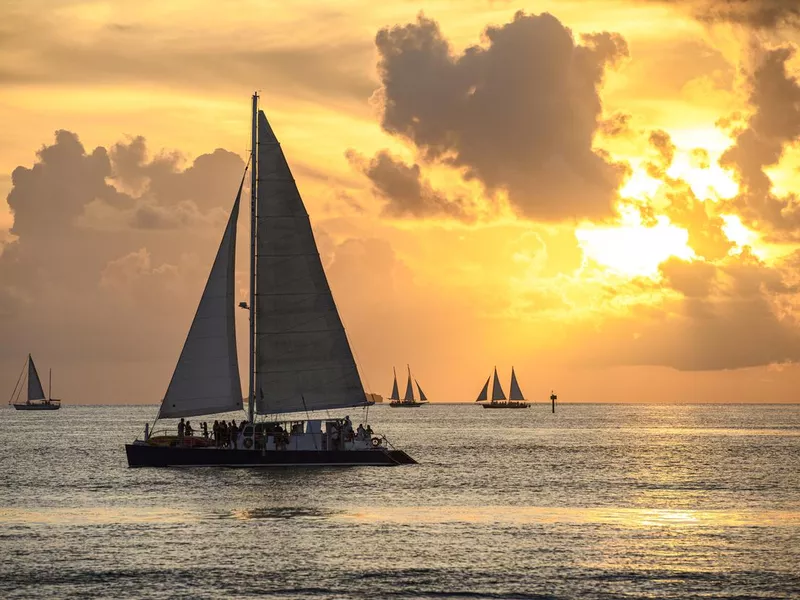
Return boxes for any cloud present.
[719,47,800,237]
[0,7,375,107]
[346,149,477,221]
[0,128,247,379]
[569,250,800,371]
[684,0,800,29]
[370,11,630,222]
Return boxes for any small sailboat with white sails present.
[9,354,61,410]
[388,366,429,407]
[125,94,415,467]
[475,367,530,409]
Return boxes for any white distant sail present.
[254,111,367,414]
[509,367,525,401]
[475,377,490,402]
[403,366,415,402]
[389,367,400,400]
[27,355,46,401]
[491,367,506,401]
[158,179,245,419]
[415,380,428,402]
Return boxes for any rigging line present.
[8,357,27,405]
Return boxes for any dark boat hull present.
[12,403,60,410]
[389,403,424,408]
[481,403,530,409]
[125,443,416,467]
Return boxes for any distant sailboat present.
[476,367,530,409]
[9,355,61,410]
[125,94,415,467]
[389,366,429,407]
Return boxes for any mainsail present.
[389,368,400,401]
[403,367,415,402]
[415,380,428,403]
[491,368,506,401]
[158,180,245,419]
[509,367,525,401]
[475,377,490,402]
[254,111,367,414]
[27,355,46,401]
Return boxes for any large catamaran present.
[125,94,415,467]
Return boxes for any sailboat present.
[475,367,530,409]
[125,94,415,467]
[388,366,429,407]
[9,354,61,410]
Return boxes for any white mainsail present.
[389,367,400,400]
[27,355,46,401]
[254,111,367,414]
[509,367,525,401]
[491,367,506,401]
[475,377,490,402]
[403,367,415,402]
[415,380,428,403]
[158,180,245,419]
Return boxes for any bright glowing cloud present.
[576,206,694,277]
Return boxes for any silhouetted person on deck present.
[230,420,238,449]
[177,418,185,441]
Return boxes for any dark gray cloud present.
[719,47,800,237]
[346,149,476,221]
[370,11,630,222]
[683,0,800,28]
[0,129,247,377]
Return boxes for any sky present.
[3,0,800,404]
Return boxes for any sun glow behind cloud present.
[576,205,694,277]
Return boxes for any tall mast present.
[248,92,258,424]
[48,368,52,401]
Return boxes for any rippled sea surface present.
[1,403,799,599]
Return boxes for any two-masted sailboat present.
[388,366,429,407]
[475,367,530,409]
[9,354,61,410]
[125,94,415,467]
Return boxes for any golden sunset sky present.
[3,0,800,404]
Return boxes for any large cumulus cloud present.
[719,47,800,238]
[0,129,248,403]
[363,11,630,222]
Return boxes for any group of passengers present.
[176,417,251,448]
[170,415,377,450]
[328,416,374,448]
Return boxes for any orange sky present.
[3,0,800,404]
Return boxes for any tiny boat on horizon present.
[8,354,61,411]
[476,367,530,409]
[388,365,429,407]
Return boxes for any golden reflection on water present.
[0,507,195,525]
[339,506,800,527]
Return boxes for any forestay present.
[158,180,245,419]
[254,111,367,414]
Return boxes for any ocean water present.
[1,403,799,599]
